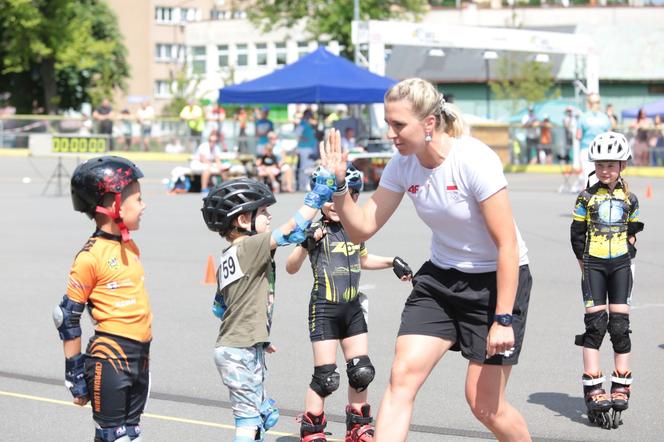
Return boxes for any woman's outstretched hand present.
[319,129,348,185]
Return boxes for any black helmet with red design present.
[201,178,275,236]
[71,156,143,240]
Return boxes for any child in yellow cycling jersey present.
[200,162,337,442]
[570,132,644,429]
[53,156,151,442]
[285,165,412,442]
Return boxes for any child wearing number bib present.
[200,171,337,442]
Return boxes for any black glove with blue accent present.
[65,353,88,399]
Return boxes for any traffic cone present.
[645,184,653,200]
[203,255,216,285]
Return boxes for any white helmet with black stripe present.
[588,131,631,162]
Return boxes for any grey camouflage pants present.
[214,344,267,420]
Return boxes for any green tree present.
[0,0,129,114]
[490,56,560,114]
[160,68,204,117]
[247,0,428,59]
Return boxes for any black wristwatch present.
[494,314,513,326]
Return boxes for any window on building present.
[218,45,229,68]
[155,44,184,62]
[236,44,248,67]
[298,42,310,59]
[256,43,268,66]
[191,46,206,74]
[155,7,175,24]
[154,80,172,98]
[275,42,287,66]
[180,7,199,22]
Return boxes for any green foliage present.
[490,56,559,114]
[247,0,428,59]
[0,0,129,113]
[160,68,203,117]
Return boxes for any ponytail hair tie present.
[438,95,456,123]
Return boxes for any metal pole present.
[353,0,360,64]
[485,59,491,119]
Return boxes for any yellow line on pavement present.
[0,389,343,440]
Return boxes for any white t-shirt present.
[379,136,529,273]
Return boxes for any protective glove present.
[392,256,413,279]
[65,353,88,399]
[304,168,336,209]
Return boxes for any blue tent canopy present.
[219,47,396,104]
[621,98,664,119]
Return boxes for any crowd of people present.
[517,95,664,169]
[53,77,645,442]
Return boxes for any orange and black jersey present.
[66,230,152,342]
[571,181,641,260]
[308,220,368,303]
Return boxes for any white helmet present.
[588,131,631,162]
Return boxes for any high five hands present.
[319,129,348,186]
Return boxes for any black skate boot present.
[610,370,632,429]
[345,404,374,442]
[582,372,612,429]
[299,411,328,442]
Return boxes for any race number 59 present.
[218,246,244,290]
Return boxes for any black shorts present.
[85,332,151,428]
[398,261,532,365]
[309,296,367,342]
[582,254,632,307]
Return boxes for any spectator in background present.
[340,127,357,153]
[629,108,652,166]
[256,135,281,193]
[538,116,553,164]
[562,106,576,164]
[296,108,317,191]
[236,106,249,153]
[180,99,205,148]
[190,130,228,194]
[576,93,611,188]
[652,114,664,166]
[137,100,154,152]
[521,106,540,164]
[605,104,619,130]
[270,132,296,193]
[254,107,274,154]
[118,109,133,151]
[93,98,114,150]
[206,103,226,140]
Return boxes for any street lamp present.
[483,50,498,119]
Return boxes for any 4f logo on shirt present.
[331,242,360,256]
[107,257,119,269]
[407,185,420,194]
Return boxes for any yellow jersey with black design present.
[571,181,640,260]
[66,231,152,342]
[309,220,368,303]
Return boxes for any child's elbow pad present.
[53,295,85,340]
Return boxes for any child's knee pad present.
[608,313,631,354]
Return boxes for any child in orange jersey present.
[53,156,151,442]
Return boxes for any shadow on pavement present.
[528,392,592,426]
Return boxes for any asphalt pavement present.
[1,154,663,441]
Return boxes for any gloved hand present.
[304,167,336,209]
[212,291,227,319]
[392,256,413,279]
[65,353,88,399]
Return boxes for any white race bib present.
[218,246,245,291]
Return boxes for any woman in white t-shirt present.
[190,130,229,194]
[320,78,532,441]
